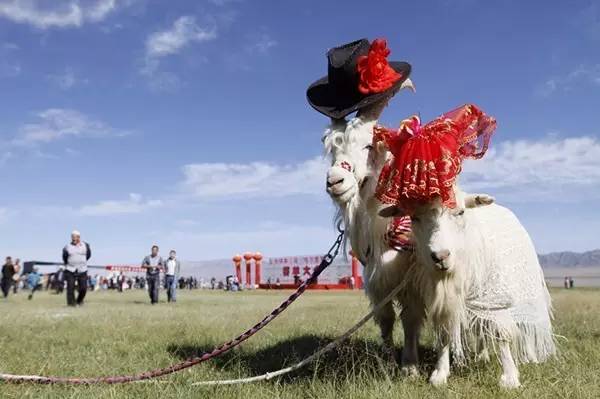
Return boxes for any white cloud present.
[144,70,182,92]
[0,40,21,78]
[47,68,88,90]
[79,193,163,216]
[0,0,120,29]
[145,16,216,58]
[224,30,277,71]
[164,222,335,260]
[538,64,600,96]
[181,157,328,199]
[141,15,216,79]
[245,31,277,54]
[461,136,600,201]
[12,108,128,146]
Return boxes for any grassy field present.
[0,288,599,398]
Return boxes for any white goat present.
[403,185,556,388]
[323,97,425,376]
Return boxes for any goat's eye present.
[457,210,465,216]
[411,216,420,223]
[364,144,374,151]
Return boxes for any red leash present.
[0,230,344,385]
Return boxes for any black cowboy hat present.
[307,38,411,119]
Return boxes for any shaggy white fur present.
[407,186,556,388]
[323,99,425,375]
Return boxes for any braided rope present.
[191,268,412,386]
[0,230,345,385]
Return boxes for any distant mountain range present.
[538,249,600,268]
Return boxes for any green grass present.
[0,287,599,398]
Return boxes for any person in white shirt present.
[62,230,91,307]
[164,250,180,303]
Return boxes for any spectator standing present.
[142,245,163,304]
[164,250,181,303]
[1,257,16,298]
[569,276,574,289]
[62,230,92,306]
[12,258,21,294]
[27,266,43,300]
[55,266,65,294]
[90,274,98,291]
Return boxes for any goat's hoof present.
[476,348,491,362]
[499,373,521,389]
[429,369,448,386]
[381,347,397,364]
[400,365,419,379]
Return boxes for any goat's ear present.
[375,140,388,155]
[465,194,495,208]
[378,205,402,218]
[357,99,388,122]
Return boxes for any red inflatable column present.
[253,252,263,288]
[350,250,359,290]
[243,252,253,289]
[232,254,242,284]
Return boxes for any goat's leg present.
[475,336,491,362]
[400,305,423,377]
[373,300,396,363]
[429,335,451,386]
[498,341,520,389]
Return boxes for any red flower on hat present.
[357,39,402,95]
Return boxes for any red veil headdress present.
[374,104,496,212]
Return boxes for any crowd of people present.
[1,230,234,306]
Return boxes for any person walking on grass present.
[164,250,181,303]
[12,258,21,294]
[142,245,163,305]
[1,256,16,298]
[62,230,92,307]
[27,266,42,300]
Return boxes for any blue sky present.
[0,0,599,264]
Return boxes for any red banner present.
[105,265,146,273]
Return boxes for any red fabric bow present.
[357,39,402,95]
[374,104,497,212]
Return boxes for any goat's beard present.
[334,193,368,262]
[333,188,389,275]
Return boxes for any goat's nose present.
[327,177,344,188]
[431,250,451,263]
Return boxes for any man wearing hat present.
[62,230,92,307]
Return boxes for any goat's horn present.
[400,78,416,93]
[329,117,347,132]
